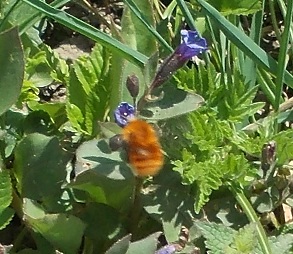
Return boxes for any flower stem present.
[229,183,272,254]
[129,177,144,236]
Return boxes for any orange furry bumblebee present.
[121,119,164,177]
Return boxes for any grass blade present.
[22,0,148,67]
[274,0,293,110]
[197,0,293,88]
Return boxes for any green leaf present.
[126,232,161,254]
[66,44,110,136]
[231,223,258,253]
[197,0,293,88]
[25,44,69,87]
[0,169,14,230]
[98,122,122,139]
[0,27,24,115]
[273,130,293,165]
[108,0,158,117]
[24,199,85,254]
[196,221,236,254]
[142,169,198,242]
[0,207,14,230]
[263,234,293,254]
[69,139,135,210]
[206,0,262,15]
[14,133,67,201]
[0,170,12,213]
[105,234,132,254]
[139,85,205,121]
[79,203,126,253]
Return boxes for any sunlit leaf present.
[0,27,24,115]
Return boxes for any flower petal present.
[114,102,135,127]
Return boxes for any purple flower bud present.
[150,29,208,90]
[114,102,135,127]
[126,74,139,98]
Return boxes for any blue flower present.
[149,29,208,89]
[176,29,208,61]
[114,102,135,127]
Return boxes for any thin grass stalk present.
[274,0,293,110]
[276,0,293,54]
[268,0,282,42]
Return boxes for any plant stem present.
[229,183,272,254]
[268,0,282,42]
[129,177,144,236]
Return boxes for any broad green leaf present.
[105,234,132,254]
[75,139,133,180]
[197,0,293,88]
[0,27,24,115]
[126,232,161,254]
[142,169,198,242]
[79,203,126,253]
[14,133,67,201]
[69,139,135,210]
[98,122,122,139]
[139,85,205,121]
[206,0,261,15]
[24,200,85,254]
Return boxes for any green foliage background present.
[0,0,293,253]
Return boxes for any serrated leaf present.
[0,27,24,116]
[66,44,109,136]
[0,207,14,230]
[26,45,69,87]
[0,170,12,213]
[196,221,236,254]
[232,223,257,253]
[269,234,293,254]
[273,130,293,165]
[206,0,261,15]
[139,85,205,121]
